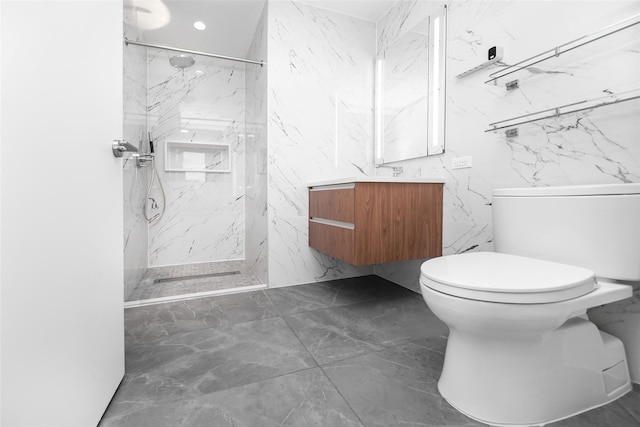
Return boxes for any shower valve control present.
[133,153,154,168]
[112,139,139,157]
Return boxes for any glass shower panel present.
[146,47,247,267]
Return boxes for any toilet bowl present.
[420,183,640,426]
[421,252,631,426]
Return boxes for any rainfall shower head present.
[169,53,195,69]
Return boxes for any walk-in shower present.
[122,32,267,305]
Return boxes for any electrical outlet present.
[452,156,472,169]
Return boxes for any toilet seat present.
[420,252,596,304]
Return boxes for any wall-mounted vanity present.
[308,177,444,266]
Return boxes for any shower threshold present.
[125,284,266,308]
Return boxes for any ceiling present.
[127,0,399,59]
[299,0,398,22]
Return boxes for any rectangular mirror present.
[375,6,447,164]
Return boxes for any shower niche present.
[165,141,231,173]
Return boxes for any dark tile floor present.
[101,276,640,427]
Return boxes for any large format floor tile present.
[548,388,640,427]
[324,337,640,427]
[102,276,640,427]
[617,387,640,422]
[323,338,482,427]
[100,368,363,427]
[104,317,316,418]
[266,275,408,315]
[284,291,449,365]
[125,291,279,345]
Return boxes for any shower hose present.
[143,154,166,223]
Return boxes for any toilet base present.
[438,317,631,426]
[442,389,629,427]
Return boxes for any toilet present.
[420,183,640,426]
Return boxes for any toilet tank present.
[492,183,640,281]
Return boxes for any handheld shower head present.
[169,53,195,69]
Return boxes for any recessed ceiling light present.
[193,21,206,31]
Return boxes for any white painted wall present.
[1,1,125,424]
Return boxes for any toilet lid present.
[420,252,596,304]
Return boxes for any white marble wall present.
[245,4,269,284]
[373,0,640,381]
[146,49,247,266]
[266,1,377,287]
[123,14,149,299]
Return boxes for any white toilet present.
[420,183,640,426]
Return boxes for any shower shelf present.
[165,141,231,173]
[485,88,640,134]
[485,13,640,88]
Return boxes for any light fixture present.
[130,0,170,30]
[193,21,206,30]
[375,58,384,163]
[431,16,440,148]
[426,6,447,156]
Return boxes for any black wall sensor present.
[488,46,498,61]
[456,46,504,78]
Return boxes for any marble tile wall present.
[123,13,149,300]
[146,49,247,267]
[373,0,640,381]
[245,4,269,284]
[265,0,377,287]
[374,0,640,288]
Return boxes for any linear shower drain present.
[153,270,241,284]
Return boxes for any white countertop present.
[308,176,446,187]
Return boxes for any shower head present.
[169,53,195,69]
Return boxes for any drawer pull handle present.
[309,218,355,230]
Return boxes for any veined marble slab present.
[308,176,446,187]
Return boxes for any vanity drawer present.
[308,220,355,264]
[308,185,355,223]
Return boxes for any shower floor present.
[126,260,263,304]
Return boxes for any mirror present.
[375,6,447,164]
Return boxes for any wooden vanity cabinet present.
[308,182,443,265]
